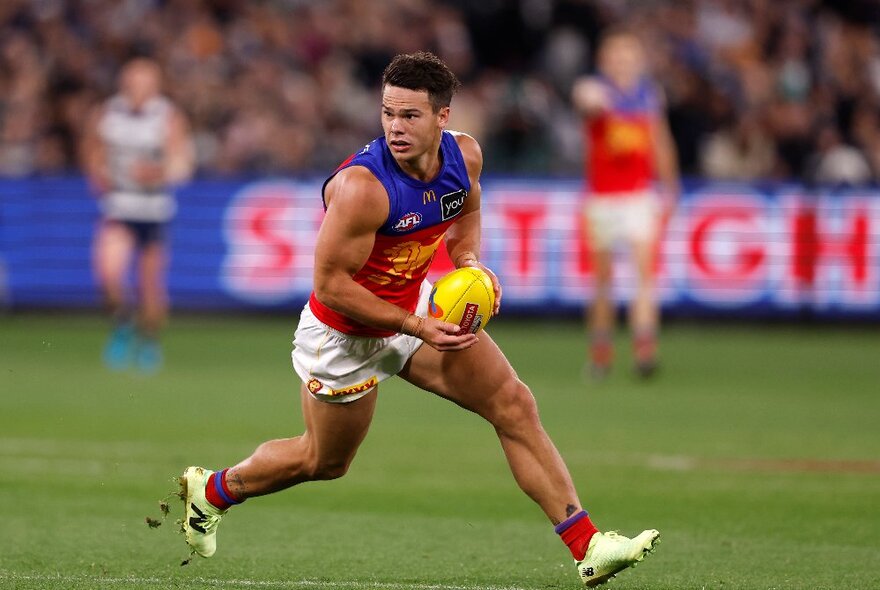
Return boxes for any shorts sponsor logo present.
[428,287,444,318]
[329,376,378,397]
[306,378,323,394]
[440,189,467,221]
[393,212,422,232]
[458,302,483,333]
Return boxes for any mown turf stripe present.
[4,438,879,476]
[0,573,528,590]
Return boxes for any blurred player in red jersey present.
[81,58,194,373]
[572,27,680,379]
[176,52,659,587]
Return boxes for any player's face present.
[381,85,449,165]
[121,61,161,108]
[599,36,644,87]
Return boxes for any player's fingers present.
[436,334,478,351]
[439,321,463,335]
[479,265,502,315]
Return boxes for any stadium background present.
[1,0,880,316]
[1,1,879,590]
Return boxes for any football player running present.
[177,52,659,587]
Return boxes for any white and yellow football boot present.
[179,466,227,558]
[576,529,660,587]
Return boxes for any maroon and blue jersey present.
[586,75,660,194]
[310,130,472,336]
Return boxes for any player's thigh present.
[399,333,525,421]
[626,210,660,282]
[94,221,135,282]
[300,383,378,467]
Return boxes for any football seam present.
[446,277,477,323]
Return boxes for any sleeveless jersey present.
[98,94,176,222]
[584,76,659,195]
[309,130,472,337]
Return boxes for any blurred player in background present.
[572,27,680,380]
[177,52,659,587]
[81,58,194,373]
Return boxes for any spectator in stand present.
[0,0,877,180]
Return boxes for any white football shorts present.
[585,190,660,250]
[291,281,431,403]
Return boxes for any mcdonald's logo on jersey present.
[423,190,437,204]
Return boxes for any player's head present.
[119,58,162,108]
[380,52,460,164]
[382,51,461,113]
[596,26,645,88]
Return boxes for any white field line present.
[0,573,530,590]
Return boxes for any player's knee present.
[308,456,352,481]
[311,460,350,481]
[487,379,540,433]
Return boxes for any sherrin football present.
[428,267,495,333]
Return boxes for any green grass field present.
[1,313,878,590]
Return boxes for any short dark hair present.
[382,52,461,112]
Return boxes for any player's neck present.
[395,138,443,182]
[606,73,640,91]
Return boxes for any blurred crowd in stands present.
[1,0,879,184]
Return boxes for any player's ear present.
[437,106,450,129]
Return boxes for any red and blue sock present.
[205,468,243,511]
[555,510,599,561]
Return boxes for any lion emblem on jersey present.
[367,233,444,286]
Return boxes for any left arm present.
[651,94,681,213]
[445,132,502,314]
[163,106,195,184]
[130,105,195,188]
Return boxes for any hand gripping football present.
[428,267,495,333]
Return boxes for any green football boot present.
[180,466,227,557]
[576,529,660,587]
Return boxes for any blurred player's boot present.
[136,336,163,374]
[103,322,134,370]
[180,466,227,558]
[576,529,660,587]
[633,330,657,379]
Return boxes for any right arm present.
[314,166,476,351]
[80,105,110,195]
[571,76,611,118]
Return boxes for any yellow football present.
[428,267,495,333]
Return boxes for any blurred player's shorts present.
[291,281,431,403]
[585,190,660,249]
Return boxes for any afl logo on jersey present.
[393,211,422,232]
[440,189,467,221]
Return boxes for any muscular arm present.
[313,166,409,333]
[445,133,483,267]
